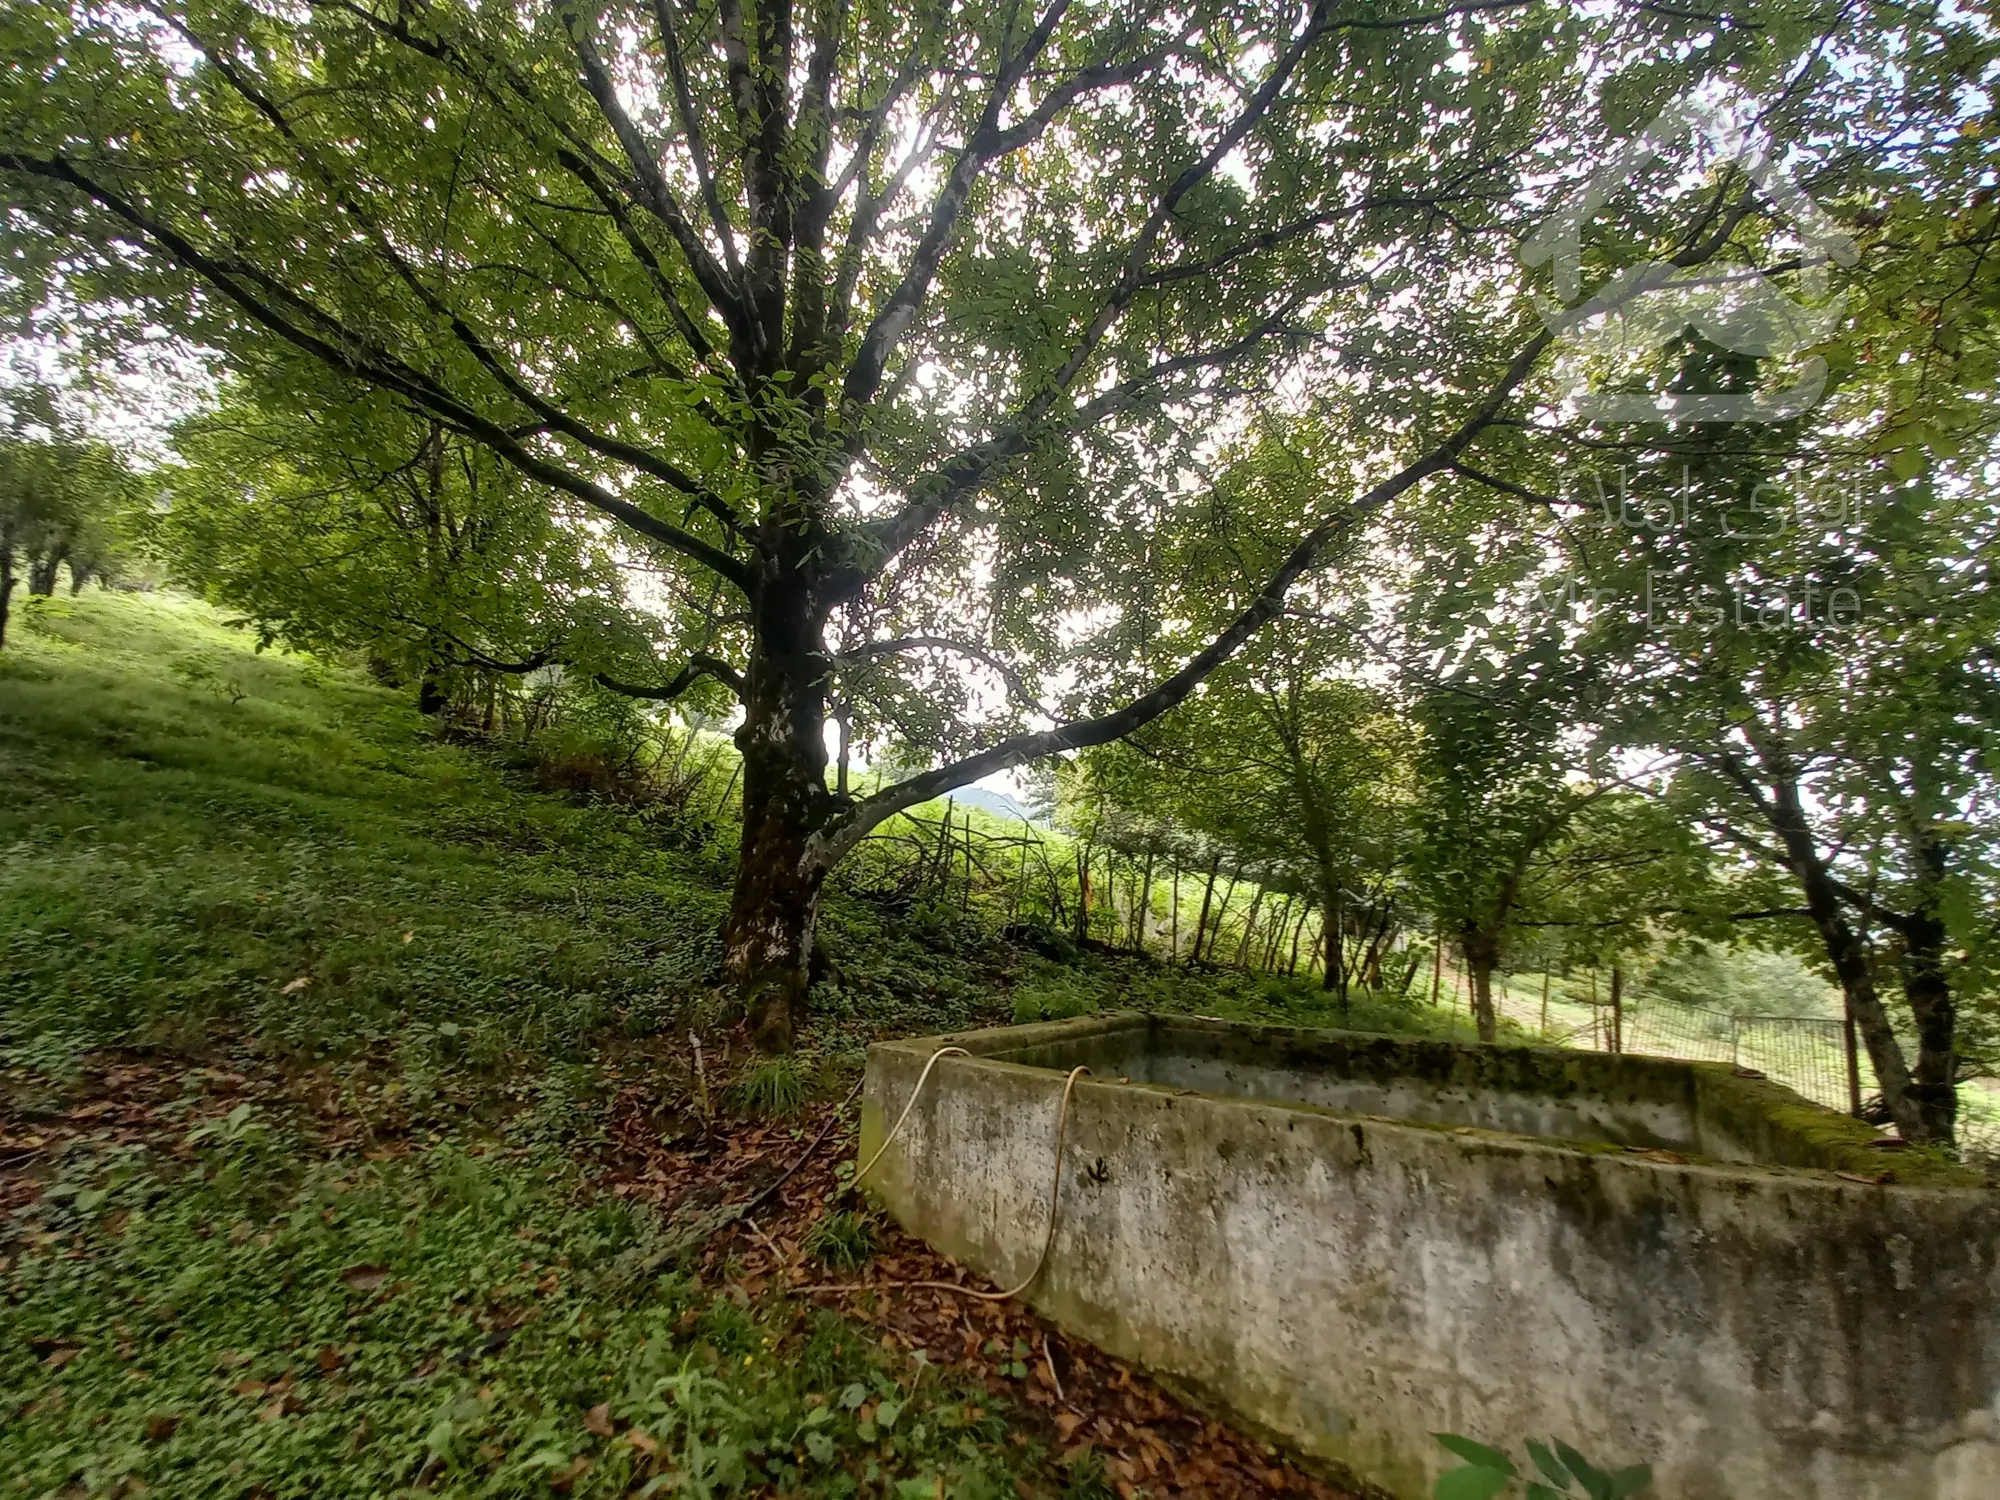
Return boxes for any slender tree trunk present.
[1430,932,1444,1007]
[68,562,94,594]
[1188,854,1220,968]
[0,537,15,650]
[1134,850,1155,954]
[1234,884,1266,969]
[1205,867,1241,964]
[1169,862,1180,957]
[1608,964,1624,1054]
[834,699,851,798]
[1324,886,1345,996]
[1288,901,1310,975]
[1752,762,1930,1140]
[1540,965,1551,1037]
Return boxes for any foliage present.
[729,1058,810,1119]
[1433,1433,1651,1500]
[9,0,1944,1041]
[0,380,146,644]
[1,1139,1036,1498]
[800,1210,876,1274]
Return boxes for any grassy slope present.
[0,592,1418,1500]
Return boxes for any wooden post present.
[1844,1006,1864,1116]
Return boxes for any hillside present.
[0,591,1394,1500]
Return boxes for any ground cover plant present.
[2,591,1393,1498]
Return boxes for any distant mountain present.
[947,785,1037,825]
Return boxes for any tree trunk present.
[1747,756,1929,1140]
[417,668,448,717]
[720,584,833,1053]
[1233,884,1266,969]
[834,699,851,798]
[1463,925,1500,1042]
[1205,868,1240,964]
[1608,964,1624,1054]
[1323,886,1345,996]
[0,538,14,649]
[1895,837,1959,1142]
[28,546,66,596]
[1188,854,1220,968]
[1134,850,1155,954]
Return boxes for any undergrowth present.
[0,591,1459,1496]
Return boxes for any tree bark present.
[720,578,833,1053]
[28,546,65,596]
[1234,883,1266,969]
[1463,924,1500,1042]
[1895,835,1958,1141]
[1188,854,1220,968]
[0,537,15,649]
[1719,747,1931,1139]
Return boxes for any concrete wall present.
[861,1015,2000,1500]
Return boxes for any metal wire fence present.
[1511,989,2000,1163]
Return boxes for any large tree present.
[0,0,1911,1044]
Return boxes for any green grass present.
[0,590,1454,1498]
[2,1129,1030,1499]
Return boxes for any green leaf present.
[1527,1439,1570,1487]
[1435,1466,1513,1500]
[1435,1434,1517,1475]
[838,1382,867,1410]
[1607,1463,1653,1497]
[1554,1441,1611,1500]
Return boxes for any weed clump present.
[802,1209,876,1272]
[730,1057,809,1117]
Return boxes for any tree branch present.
[807,325,1553,868]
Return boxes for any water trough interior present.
[971,1013,1868,1169]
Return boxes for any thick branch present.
[807,327,1553,868]
[596,652,748,701]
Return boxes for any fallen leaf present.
[257,1397,287,1423]
[582,1402,614,1438]
[401,931,414,944]
[340,1264,389,1293]
[144,1413,181,1443]
[1055,1412,1085,1441]
[233,1379,267,1397]
[281,976,312,995]
[625,1427,659,1456]
[43,1346,80,1370]
[316,1347,342,1373]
